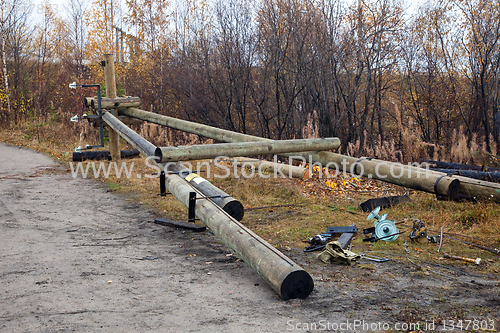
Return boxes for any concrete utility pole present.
[103,54,120,162]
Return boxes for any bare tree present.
[64,0,88,77]
[0,0,22,122]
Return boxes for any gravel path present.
[1,143,498,332]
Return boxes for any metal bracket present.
[188,192,197,222]
[186,191,231,223]
[353,157,373,175]
[69,82,105,152]
[326,226,358,234]
[159,171,166,196]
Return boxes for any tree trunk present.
[1,30,11,123]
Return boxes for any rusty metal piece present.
[443,253,481,265]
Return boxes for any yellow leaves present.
[295,168,404,199]
[124,0,171,53]
[85,0,122,59]
[325,180,337,189]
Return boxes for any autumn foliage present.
[1,0,500,162]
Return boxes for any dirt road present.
[0,143,499,332]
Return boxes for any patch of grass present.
[105,181,122,191]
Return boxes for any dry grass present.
[345,126,500,166]
[327,103,500,167]
[1,113,499,276]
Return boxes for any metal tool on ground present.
[154,218,206,232]
[326,226,358,234]
[363,229,405,242]
[360,253,389,262]
[304,234,332,252]
[427,234,441,243]
[304,225,358,252]
[363,206,400,242]
[438,227,444,252]
[332,224,358,249]
[366,206,388,224]
[409,219,427,243]
[443,253,481,265]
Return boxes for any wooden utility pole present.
[103,54,120,162]
[154,138,341,163]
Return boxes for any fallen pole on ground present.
[122,107,500,202]
[101,111,314,299]
[167,164,245,221]
[119,107,466,201]
[452,175,500,201]
[102,111,244,220]
[165,173,314,299]
[154,138,341,163]
[432,169,500,183]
